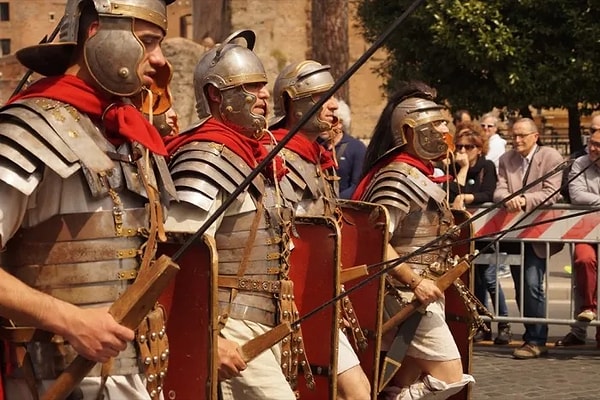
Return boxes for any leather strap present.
[218,276,282,294]
[95,360,113,400]
[15,345,40,400]
[278,280,313,392]
[224,196,265,315]
[340,294,368,351]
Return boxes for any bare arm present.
[386,245,443,305]
[0,267,134,363]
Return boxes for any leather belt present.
[5,342,141,379]
[218,276,282,294]
[395,251,442,266]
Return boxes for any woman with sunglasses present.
[446,122,512,346]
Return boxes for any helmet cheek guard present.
[289,95,333,134]
[412,122,450,161]
[193,30,268,136]
[16,0,172,97]
[84,16,144,96]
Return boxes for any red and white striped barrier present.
[467,205,600,243]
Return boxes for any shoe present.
[494,325,512,345]
[555,332,586,347]
[512,343,548,359]
[576,309,597,322]
[473,329,492,342]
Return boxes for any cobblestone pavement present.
[471,342,600,400]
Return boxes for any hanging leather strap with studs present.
[278,280,314,393]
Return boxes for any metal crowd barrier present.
[467,203,600,334]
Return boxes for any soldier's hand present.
[217,337,247,381]
[413,278,443,305]
[63,306,134,363]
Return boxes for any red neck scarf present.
[164,118,287,181]
[9,75,167,155]
[268,128,336,171]
[352,151,451,200]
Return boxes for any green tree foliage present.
[357,0,600,150]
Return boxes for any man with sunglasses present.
[555,115,600,348]
[480,113,506,172]
[493,118,564,359]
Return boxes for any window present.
[49,12,55,21]
[0,3,8,21]
[0,38,10,55]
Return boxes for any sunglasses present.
[480,124,495,128]
[455,144,477,151]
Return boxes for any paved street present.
[470,245,600,400]
[471,342,600,400]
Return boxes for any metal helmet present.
[270,60,335,133]
[16,0,173,96]
[193,30,268,137]
[391,97,450,160]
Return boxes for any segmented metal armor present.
[363,161,455,272]
[0,98,176,396]
[278,148,338,218]
[169,140,314,388]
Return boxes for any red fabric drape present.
[268,128,336,171]
[9,75,167,155]
[164,118,287,181]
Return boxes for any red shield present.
[289,216,341,400]
[337,200,389,398]
[446,209,474,400]
[158,235,219,400]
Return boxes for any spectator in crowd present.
[493,118,564,359]
[560,115,599,202]
[555,124,600,347]
[479,113,506,171]
[479,113,511,278]
[453,109,472,128]
[320,99,367,199]
[446,122,511,345]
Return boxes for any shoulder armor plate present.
[364,164,431,214]
[0,99,114,195]
[169,141,263,211]
[281,148,319,198]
